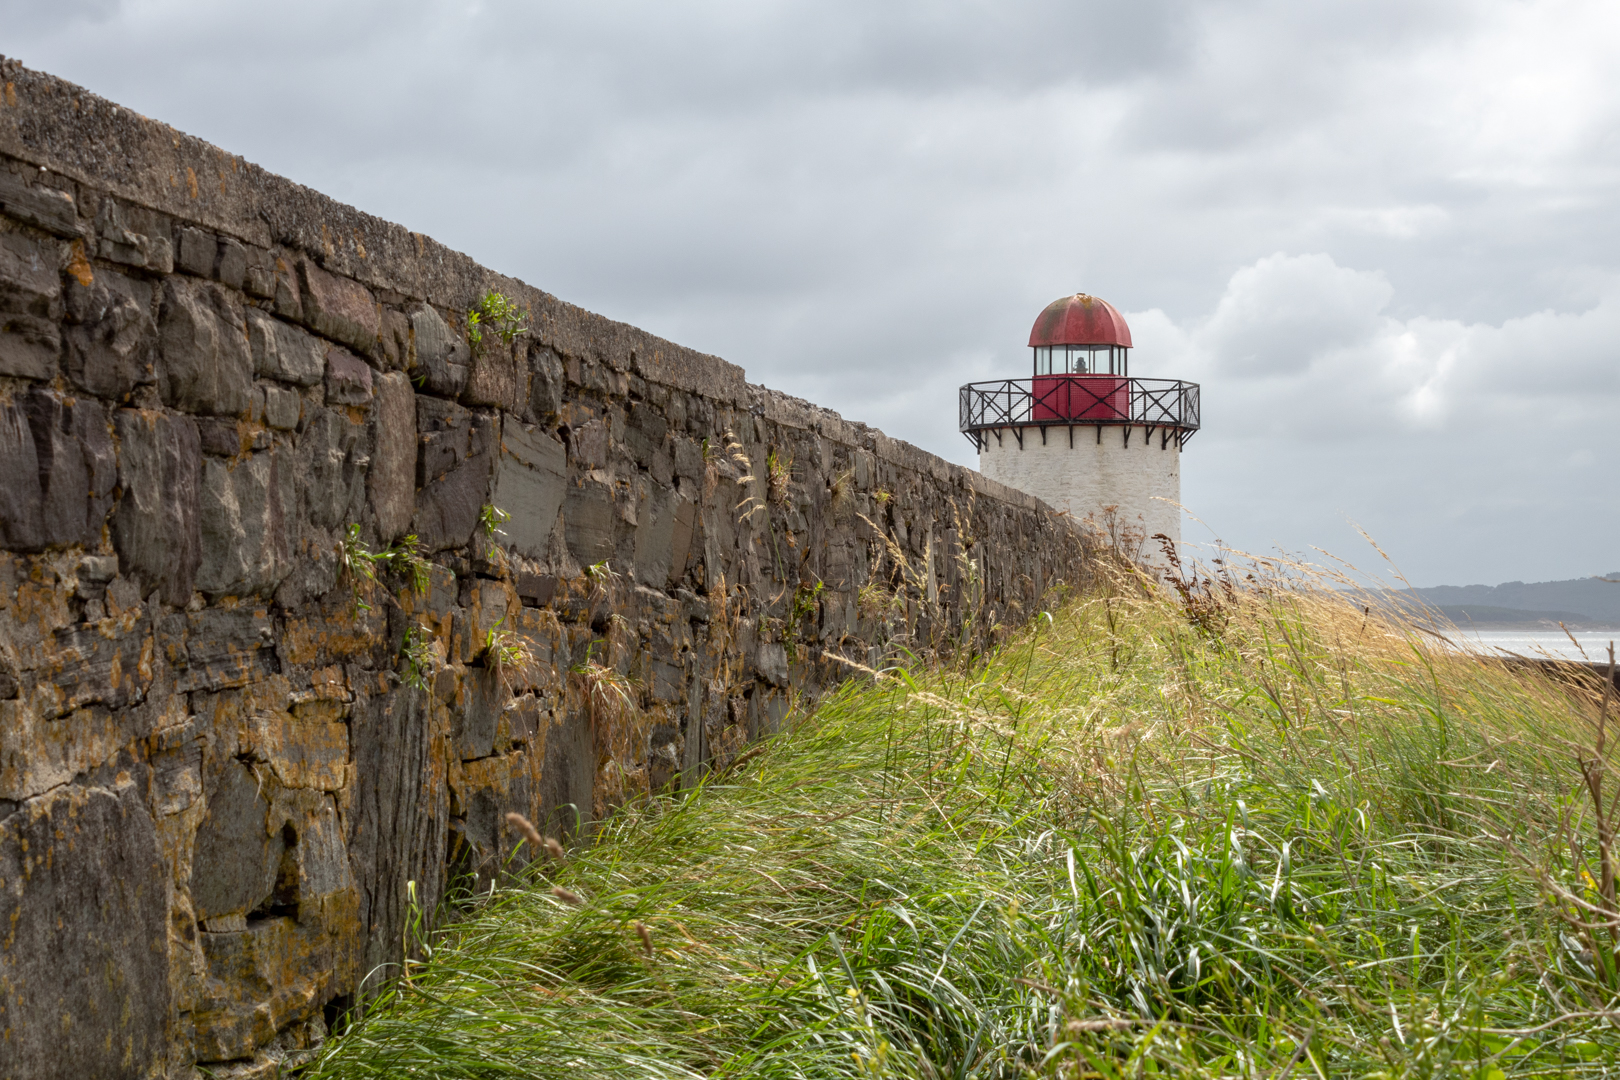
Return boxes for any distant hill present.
[1402,574,1620,628]
[1431,605,1615,630]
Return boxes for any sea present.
[1442,629,1619,664]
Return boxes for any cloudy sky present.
[5,0,1618,586]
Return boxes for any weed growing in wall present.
[398,624,439,691]
[765,447,792,508]
[466,291,529,350]
[338,524,379,612]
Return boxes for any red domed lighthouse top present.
[1028,293,1132,349]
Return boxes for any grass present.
[306,554,1620,1078]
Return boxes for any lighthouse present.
[960,293,1200,545]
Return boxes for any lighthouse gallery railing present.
[959,377,1200,449]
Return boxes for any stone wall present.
[0,58,1090,1079]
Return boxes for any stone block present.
[299,261,379,355]
[158,276,253,416]
[241,714,349,791]
[454,666,504,761]
[416,396,491,485]
[298,407,366,533]
[191,918,327,1062]
[625,401,668,468]
[176,225,218,277]
[197,448,293,598]
[0,402,44,551]
[669,492,697,585]
[490,420,566,561]
[568,418,609,469]
[755,642,789,688]
[35,615,153,720]
[0,312,60,382]
[0,231,63,381]
[112,409,201,606]
[246,308,325,387]
[529,346,564,419]
[378,307,409,370]
[0,169,81,236]
[406,302,469,399]
[0,781,170,1080]
[272,258,302,321]
[174,606,278,694]
[94,199,172,274]
[346,690,449,991]
[462,340,527,413]
[412,401,495,551]
[368,372,416,543]
[262,383,302,431]
[196,416,241,457]
[564,476,616,567]
[63,269,156,399]
[515,570,559,606]
[150,722,203,816]
[413,449,493,553]
[325,345,374,406]
[189,759,284,922]
[217,237,249,291]
[673,435,702,480]
[633,482,676,587]
[21,389,115,548]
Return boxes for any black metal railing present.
[959,376,1200,448]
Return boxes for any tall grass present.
[307,555,1620,1078]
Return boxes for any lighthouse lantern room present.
[960,293,1200,545]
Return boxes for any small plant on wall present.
[467,290,529,352]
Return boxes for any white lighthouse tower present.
[960,293,1200,545]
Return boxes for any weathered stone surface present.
[298,407,366,533]
[368,371,416,542]
[0,167,81,236]
[172,606,277,692]
[218,237,249,291]
[36,615,153,719]
[63,269,156,399]
[529,346,564,419]
[176,225,219,277]
[300,260,378,355]
[413,402,495,552]
[491,420,566,560]
[21,389,116,548]
[564,475,617,566]
[112,409,202,606]
[0,230,62,381]
[262,383,302,430]
[95,198,173,274]
[197,447,292,598]
[159,276,253,416]
[347,689,448,989]
[190,759,284,922]
[247,307,326,387]
[633,480,676,587]
[406,302,468,398]
[325,345,374,406]
[463,339,526,413]
[0,781,170,1080]
[0,402,44,550]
